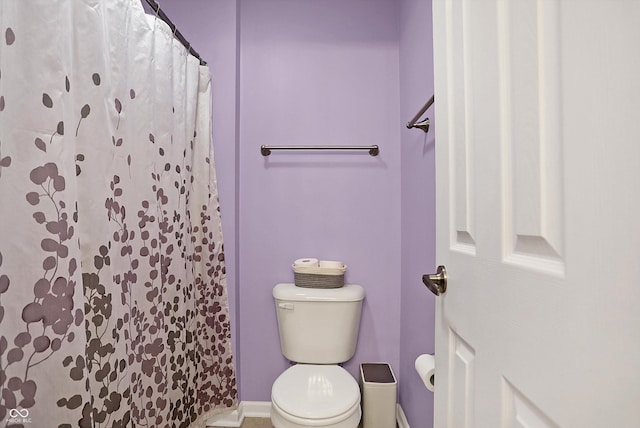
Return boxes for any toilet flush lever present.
[278,303,294,310]
[422,265,447,296]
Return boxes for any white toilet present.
[271,283,365,428]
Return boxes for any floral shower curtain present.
[0,1,237,427]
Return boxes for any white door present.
[432,1,640,427]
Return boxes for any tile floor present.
[232,418,273,428]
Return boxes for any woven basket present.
[292,264,346,289]
[294,272,345,288]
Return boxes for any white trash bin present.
[360,363,397,428]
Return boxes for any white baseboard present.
[206,408,242,427]
[241,401,272,418]
[206,401,271,427]
[396,404,410,428]
[207,401,409,427]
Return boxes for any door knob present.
[422,265,447,296]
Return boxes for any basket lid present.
[292,264,346,275]
[273,283,364,302]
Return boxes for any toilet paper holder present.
[415,354,436,392]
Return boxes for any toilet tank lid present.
[273,283,365,302]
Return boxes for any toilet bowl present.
[271,364,361,428]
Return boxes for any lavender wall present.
[151,1,436,425]
[238,0,402,401]
[398,0,437,425]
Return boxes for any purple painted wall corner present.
[399,0,437,425]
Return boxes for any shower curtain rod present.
[144,0,207,66]
[406,95,434,133]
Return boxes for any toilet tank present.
[273,283,365,364]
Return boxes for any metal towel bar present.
[260,145,379,157]
[406,95,434,133]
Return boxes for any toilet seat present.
[271,400,361,427]
[271,364,360,426]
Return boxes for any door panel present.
[500,0,564,275]
[502,379,559,428]
[449,330,475,428]
[433,1,640,427]
[447,0,476,252]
